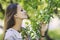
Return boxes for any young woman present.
[4,3,28,40]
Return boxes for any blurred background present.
[0,0,60,40]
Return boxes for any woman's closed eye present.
[21,9,23,12]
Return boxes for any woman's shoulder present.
[4,28,15,39]
[4,28,22,40]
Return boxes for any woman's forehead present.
[17,5,22,9]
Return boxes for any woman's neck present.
[12,19,23,32]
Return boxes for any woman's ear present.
[14,14,18,18]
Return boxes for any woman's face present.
[15,5,28,19]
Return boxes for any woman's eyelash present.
[21,9,23,11]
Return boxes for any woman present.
[4,3,28,40]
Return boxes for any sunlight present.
[49,15,60,30]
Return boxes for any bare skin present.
[12,19,22,32]
[12,5,28,32]
[40,23,48,40]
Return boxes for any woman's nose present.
[24,10,26,14]
[24,11,27,15]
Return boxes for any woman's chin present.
[23,17,28,19]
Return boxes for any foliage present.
[0,34,3,40]
[48,29,60,40]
